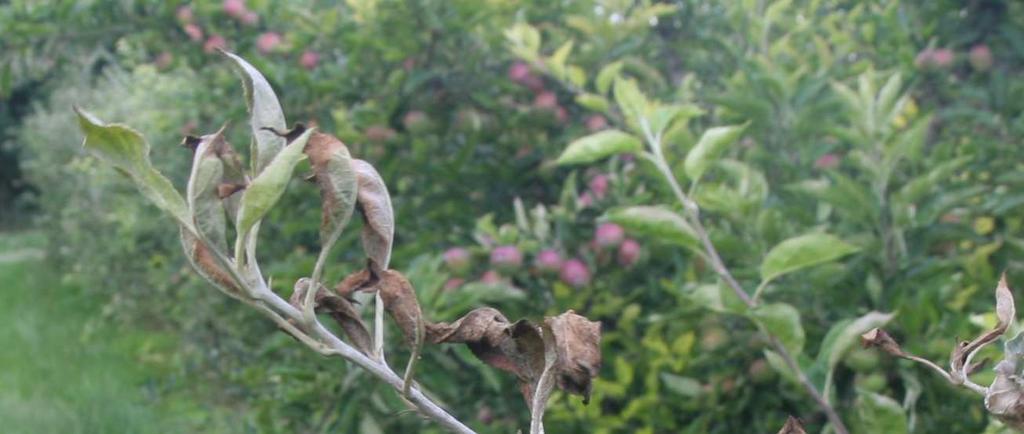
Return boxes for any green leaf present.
[646,104,704,138]
[876,73,902,121]
[556,130,642,165]
[575,93,611,113]
[683,123,749,181]
[596,61,624,95]
[75,107,189,226]
[854,390,909,434]
[760,233,859,282]
[223,51,287,174]
[660,373,701,397]
[566,66,587,88]
[817,311,894,372]
[763,349,798,384]
[896,155,971,205]
[236,127,314,236]
[749,303,805,354]
[505,23,541,61]
[816,311,894,399]
[686,282,748,314]
[547,40,574,80]
[603,206,698,249]
[612,77,648,127]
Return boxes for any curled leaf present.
[186,126,230,252]
[426,307,517,372]
[952,274,1016,375]
[179,226,242,296]
[986,333,1024,429]
[428,308,602,410]
[861,328,906,358]
[777,416,807,434]
[352,160,394,269]
[291,278,373,355]
[304,132,358,250]
[545,310,602,403]
[335,266,424,387]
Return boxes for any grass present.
[0,231,236,434]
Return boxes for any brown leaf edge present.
[327,264,602,414]
[290,278,373,355]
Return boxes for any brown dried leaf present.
[195,126,247,222]
[426,307,518,373]
[375,269,424,348]
[776,416,806,434]
[217,183,246,199]
[545,310,603,403]
[292,278,373,355]
[179,226,241,295]
[334,268,423,351]
[428,308,603,416]
[335,266,375,299]
[860,328,906,357]
[352,159,394,269]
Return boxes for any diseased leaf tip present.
[182,135,202,151]
[261,123,308,142]
[860,328,905,357]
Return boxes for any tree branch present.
[641,120,849,434]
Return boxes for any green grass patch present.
[0,231,238,434]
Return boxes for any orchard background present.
[3,0,1024,433]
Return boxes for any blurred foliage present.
[6,0,1024,433]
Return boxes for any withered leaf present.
[352,159,394,269]
[861,328,906,358]
[997,273,1016,331]
[179,226,241,296]
[426,307,518,373]
[953,274,1016,375]
[545,310,602,404]
[985,371,1024,428]
[304,132,358,251]
[186,126,230,252]
[334,267,424,357]
[292,278,373,355]
[428,308,603,413]
[776,416,806,434]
